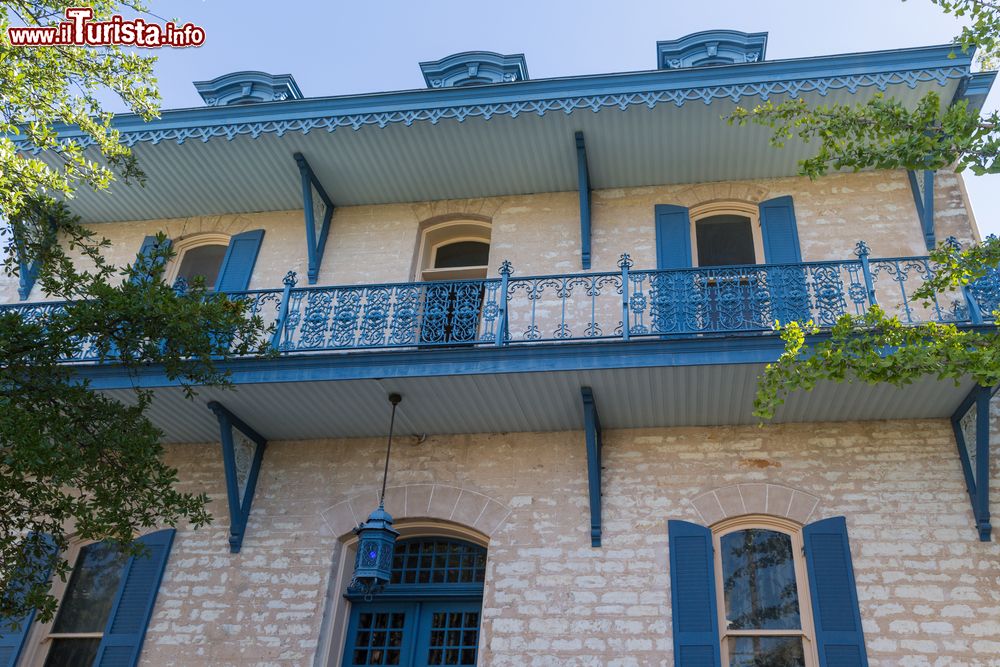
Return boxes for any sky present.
[135,0,1000,237]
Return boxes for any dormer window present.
[657,30,768,70]
[419,52,529,88]
[193,71,303,106]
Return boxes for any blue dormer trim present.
[194,71,303,107]
[294,152,334,285]
[207,401,268,552]
[581,387,603,547]
[419,51,529,88]
[575,131,592,270]
[657,30,768,70]
[952,70,998,112]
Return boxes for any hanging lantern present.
[349,393,402,598]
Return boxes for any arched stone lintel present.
[673,182,771,209]
[162,213,254,241]
[689,483,819,526]
[320,484,512,541]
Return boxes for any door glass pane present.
[352,612,405,665]
[51,541,129,633]
[727,636,805,667]
[720,529,801,630]
[426,610,479,666]
[43,638,102,667]
[176,244,227,288]
[696,215,755,266]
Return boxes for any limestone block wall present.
[2,169,980,305]
[141,419,1000,666]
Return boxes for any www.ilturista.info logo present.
[6,7,205,47]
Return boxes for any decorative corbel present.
[294,152,334,285]
[207,401,268,552]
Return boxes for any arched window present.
[689,202,764,267]
[713,517,817,667]
[416,221,491,281]
[414,220,492,345]
[166,233,231,290]
[342,537,487,666]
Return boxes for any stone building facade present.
[1,29,998,667]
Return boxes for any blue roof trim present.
[14,44,977,153]
[419,51,529,88]
[952,70,998,112]
[657,30,768,69]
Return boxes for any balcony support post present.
[575,131,593,270]
[581,387,604,547]
[619,254,632,342]
[271,271,297,350]
[951,384,993,541]
[207,401,268,553]
[294,152,335,285]
[907,169,936,251]
[495,261,512,346]
[855,241,878,309]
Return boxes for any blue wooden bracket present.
[207,401,268,552]
[294,152,334,285]
[951,385,993,542]
[907,169,935,251]
[581,386,603,547]
[575,132,593,270]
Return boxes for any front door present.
[343,600,482,667]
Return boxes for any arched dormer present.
[193,71,303,106]
[656,30,768,70]
[419,52,529,88]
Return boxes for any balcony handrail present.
[3,245,996,363]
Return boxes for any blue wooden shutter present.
[215,230,265,292]
[93,529,175,667]
[759,196,802,264]
[804,517,869,667]
[668,520,721,667]
[0,534,57,667]
[132,236,172,284]
[655,205,693,269]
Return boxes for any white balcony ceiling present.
[33,46,969,224]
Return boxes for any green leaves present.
[0,3,273,624]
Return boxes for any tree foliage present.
[730,0,1000,423]
[1,2,270,624]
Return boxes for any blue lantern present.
[349,504,399,597]
[349,393,402,598]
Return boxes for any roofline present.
[16,43,981,151]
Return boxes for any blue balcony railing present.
[3,242,997,363]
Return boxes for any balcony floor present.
[89,337,976,443]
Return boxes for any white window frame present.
[712,515,819,667]
[164,232,231,288]
[415,221,491,281]
[689,201,765,267]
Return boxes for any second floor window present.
[696,215,757,266]
[174,243,228,289]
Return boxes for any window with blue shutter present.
[0,534,57,667]
[132,236,172,284]
[803,517,869,667]
[93,529,175,667]
[668,520,721,667]
[655,205,693,270]
[758,196,802,264]
[215,229,265,292]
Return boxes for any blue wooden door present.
[344,600,482,667]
